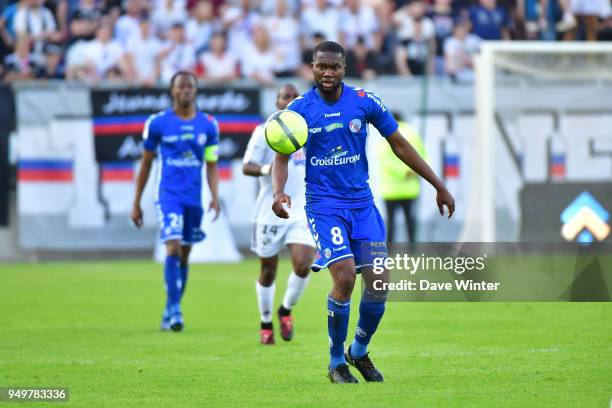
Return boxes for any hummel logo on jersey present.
[181,125,194,130]
[324,112,341,118]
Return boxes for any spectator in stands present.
[198,30,239,82]
[339,0,380,50]
[64,35,89,79]
[565,0,611,41]
[393,0,436,48]
[3,0,26,40]
[259,0,298,16]
[394,2,436,75]
[39,41,65,78]
[554,0,577,36]
[186,0,219,56]
[115,0,147,45]
[240,24,275,86]
[265,0,300,77]
[68,0,102,44]
[516,0,546,39]
[157,22,196,83]
[3,34,43,81]
[222,0,262,55]
[100,0,123,22]
[301,0,342,9]
[151,0,189,39]
[428,0,454,72]
[444,17,480,81]
[301,0,340,44]
[345,35,378,79]
[469,0,511,40]
[83,17,128,82]
[598,14,612,41]
[377,0,399,74]
[13,0,62,58]
[0,16,15,67]
[125,14,162,85]
[395,15,434,76]
[46,0,68,43]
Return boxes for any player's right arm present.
[131,114,161,228]
[131,150,155,228]
[271,153,291,219]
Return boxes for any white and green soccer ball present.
[264,110,308,155]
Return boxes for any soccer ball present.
[264,110,308,155]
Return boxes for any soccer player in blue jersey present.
[272,41,455,383]
[131,71,220,332]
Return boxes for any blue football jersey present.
[142,108,219,207]
[287,84,398,210]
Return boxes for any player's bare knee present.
[165,240,181,257]
[259,257,278,286]
[292,257,312,277]
[333,270,356,299]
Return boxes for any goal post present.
[461,42,612,243]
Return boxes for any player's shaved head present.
[313,41,346,61]
[276,84,299,110]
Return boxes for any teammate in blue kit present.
[131,71,221,332]
[271,41,455,383]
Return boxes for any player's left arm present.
[386,130,455,218]
[205,118,221,221]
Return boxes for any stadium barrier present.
[6,77,612,259]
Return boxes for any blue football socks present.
[350,298,385,358]
[328,296,350,369]
[164,255,181,311]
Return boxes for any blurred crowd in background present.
[1,0,611,84]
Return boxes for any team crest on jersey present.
[349,119,362,133]
[197,133,207,145]
[324,248,331,258]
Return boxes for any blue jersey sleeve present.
[286,96,307,117]
[205,114,220,147]
[366,91,398,138]
[204,114,219,162]
[142,114,161,152]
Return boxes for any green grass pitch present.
[1,259,611,407]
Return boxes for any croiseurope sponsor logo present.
[165,157,202,167]
[310,146,361,166]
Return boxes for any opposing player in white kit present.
[243,84,317,345]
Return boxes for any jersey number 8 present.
[331,227,344,245]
